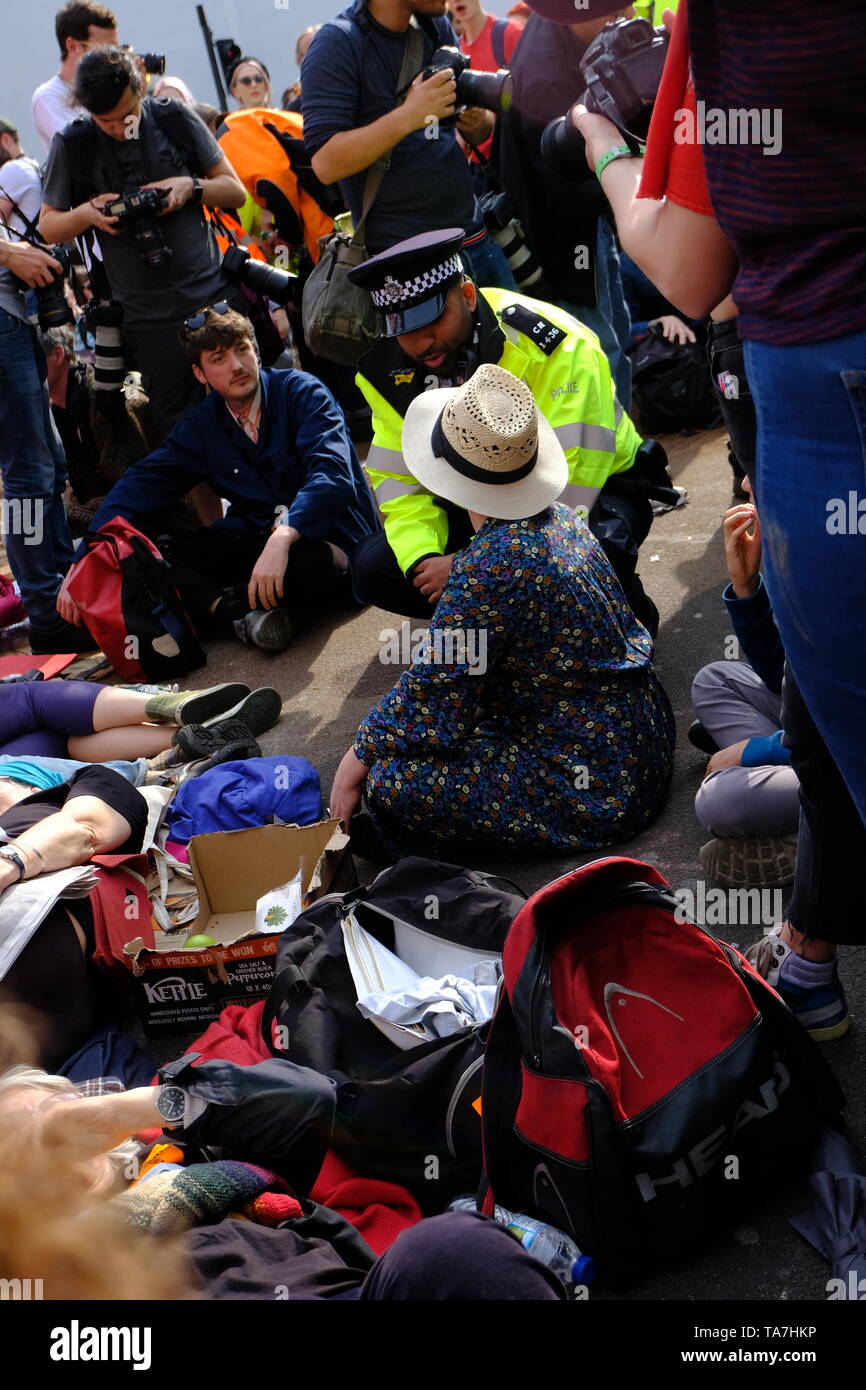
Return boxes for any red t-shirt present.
[459,14,523,163]
[638,4,712,216]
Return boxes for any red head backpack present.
[66,516,205,680]
[480,857,844,1285]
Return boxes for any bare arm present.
[0,794,135,892]
[311,70,458,185]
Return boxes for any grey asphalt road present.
[167,424,862,1303]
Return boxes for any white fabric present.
[0,864,99,981]
[0,157,43,234]
[31,75,86,152]
[356,959,501,1042]
[341,910,502,1049]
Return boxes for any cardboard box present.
[125,819,354,1037]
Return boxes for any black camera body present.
[11,241,74,330]
[580,17,670,142]
[406,46,513,123]
[140,52,166,75]
[103,187,172,268]
[222,244,298,306]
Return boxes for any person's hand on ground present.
[704,740,749,778]
[650,314,697,345]
[411,553,454,605]
[248,529,293,611]
[56,565,84,625]
[329,747,370,830]
[723,502,761,597]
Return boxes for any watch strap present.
[0,846,26,881]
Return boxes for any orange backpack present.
[216,108,335,263]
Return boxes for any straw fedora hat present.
[401,363,567,520]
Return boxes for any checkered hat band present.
[370,253,463,309]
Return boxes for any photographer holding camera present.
[0,222,84,653]
[39,45,247,440]
[301,0,514,285]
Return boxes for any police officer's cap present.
[347,228,466,337]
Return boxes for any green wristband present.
[594,144,635,180]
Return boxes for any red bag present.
[66,516,205,680]
[480,856,844,1284]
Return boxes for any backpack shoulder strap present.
[491,18,508,68]
[147,97,200,170]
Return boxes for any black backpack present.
[630,323,723,435]
[261,857,526,1210]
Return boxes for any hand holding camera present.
[86,192,121,237]
[0,240,65,289]
[402,67,458,133]
[141,176,197,215]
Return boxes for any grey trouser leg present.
[692,660,799,837]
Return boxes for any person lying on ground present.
[0,679,282,766]
[0,761,148,1068]
[330,363,675,858]
[56,307,379,654]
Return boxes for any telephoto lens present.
[86,300,125,415]
[222,244,298,306]
[457,67,513,115]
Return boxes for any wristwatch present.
[190,177,204,206]
[155,1085,187,1127]
[0,846,26,882]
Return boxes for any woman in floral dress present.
[331,364,675,855]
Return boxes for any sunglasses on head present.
[182,301,230,332]
[236,73,266,86]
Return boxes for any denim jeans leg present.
[460,231,517,293]
[0,307,73,626]
[563,220,632,409]
[744,330,866,831]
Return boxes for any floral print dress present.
[354,503,675,853]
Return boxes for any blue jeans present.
[0,306,74,626]
[460,231,517,293]
[562,219,632,409]
[744,329,866,831]
[0,753,147,786]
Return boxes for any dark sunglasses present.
[236,74,266,86]
[182,301,231,332]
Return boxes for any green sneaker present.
[144,682,251,726]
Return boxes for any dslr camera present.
[401,45,513,123]
[101,187,172,268]
[11,241,74,331]
[541,17,669,169]
[222,245,298,306]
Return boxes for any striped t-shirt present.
[686,0,866,345]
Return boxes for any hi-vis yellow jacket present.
[356,288,643,575]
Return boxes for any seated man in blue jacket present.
[56,305,378,652]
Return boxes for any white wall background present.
[6,0,514,156]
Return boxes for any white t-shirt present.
[31,73,85,152]
[0,157,43,236]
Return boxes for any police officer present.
[349,228,669,634]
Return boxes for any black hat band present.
[431,408,538,487]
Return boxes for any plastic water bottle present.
[448,1198,596,1289]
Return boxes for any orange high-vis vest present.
[206,205,269,261]
[216,107,334,263]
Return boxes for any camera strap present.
[351,22,425,253]
[0,184,43,245]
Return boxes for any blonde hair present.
[0,1015,191,1300]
